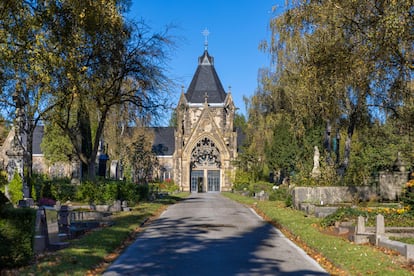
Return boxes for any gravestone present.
[58,205,70,235]
[109,200,122,212]
[110,160,119,179]
[45,207,69,250]
[375,214,385,245]
[356,216,365,234]
[122,201,131,211]
[45,207,60,244]
[34,208,48,253]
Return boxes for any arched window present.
[190,138,221,168]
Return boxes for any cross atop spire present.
[202,28,210,51]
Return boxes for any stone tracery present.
[190,138,221,168]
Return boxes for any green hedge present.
[32,176,149,206]
[0,207,36,268]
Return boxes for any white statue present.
[311,146,321,178]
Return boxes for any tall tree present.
[260,0,413,175]
[43,0,174,179]
[0,1,61,197]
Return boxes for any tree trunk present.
[24,128,33,198]
[339,113,357,176]
[324,120,332,165]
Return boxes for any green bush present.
[137,183,149,201]
[249,181,273,194]
[8,171,23,205]
[232,181,250,192]
[116,181,136,203]
[158,179,179,193]
[50,179,76,202]
[0,207,36,268]
[402,178,414,213]
[75,181,97,203]
[321,207,368,227]
[102,181,119,204]
[33,176,53,201]
[269,186,293,207]
[232,170,251,191]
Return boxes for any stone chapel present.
[155,49,239,192]
[0,48,241,192]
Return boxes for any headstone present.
[58,205,70,235]
[356,216,365,234]
[18,198,34,208]
[109,200,122,212]
[34,208,48,253]
[110,160,119,179]
[311,146,321,178]
[122,201,131,211]
[45,207,60,244]
[375,214,385,245]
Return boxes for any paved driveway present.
[103,193,328,276]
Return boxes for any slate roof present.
[185,50,227,103]
[152,127,175,156]
[27,125,175,157]
[20,125,44,155]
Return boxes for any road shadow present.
[104,195,329,276]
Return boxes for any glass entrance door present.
[207,170,220,192]
[190,170,203,192]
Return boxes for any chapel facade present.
[157,49,238,192]
[0,49,240,192]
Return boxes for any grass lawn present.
[223,192,414,276]
[390,237,414,245]
[6,193,189,276]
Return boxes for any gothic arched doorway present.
[190,137,221,192]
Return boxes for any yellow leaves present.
[362,206,410,215]
[406,179,414,188]
[80,66,88,73]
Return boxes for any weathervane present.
[202,28,210,51]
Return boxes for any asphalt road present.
[103,193,328,276]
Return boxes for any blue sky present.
[128,0,283,120]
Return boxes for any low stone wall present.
[292,171,409,208]
[292,186,378,209]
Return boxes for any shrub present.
[50,179,76,202]
[402,177,414,213]
[249,181,273,195]
[0,207,36,268]
[269,186,293,207]
[8,171,23,205]
[33,177,53,201]
[75,181,97,203]
[320,207,366,227]
[118,181,139,204]
[159,179,179,193]
[102,181,119,204]
[137,183,149,201]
